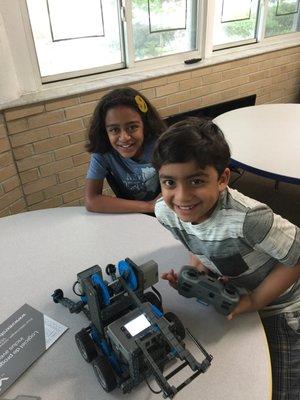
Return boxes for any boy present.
[152,117,300,400]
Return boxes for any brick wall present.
[0,113,27,217]
[0,46,299,217]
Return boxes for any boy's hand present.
[227,294,255,320]
[161,269,178,289]
[189,253,210,274]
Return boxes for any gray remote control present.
[178,266,240,315]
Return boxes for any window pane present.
[26,0,123,78]
[132,0,198,61]
[213,0,260,47]
[265,0,300,37]
[48,0,104,40]
[149,0,187,31]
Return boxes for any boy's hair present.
[152,117,231,176]
[86,87,166,153]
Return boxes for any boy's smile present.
[159,161,230,224]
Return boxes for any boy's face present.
[159,160,230,224]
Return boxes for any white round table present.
[0,207,271,400]
[213,104,300,185]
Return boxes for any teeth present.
[177,205,194,210]
[118,144,132,148]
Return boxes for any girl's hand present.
[147,193,162,213]
[227,294,256,320]
[161,269,178,289]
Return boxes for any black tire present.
[142,291,163,311]
[75,329,97,363]
[52,289,64,303]
[164,312,186,340]
[92,355,117,392]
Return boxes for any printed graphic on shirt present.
[142,166,159,195]
[123,166,159,200]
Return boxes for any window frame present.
[25,0,127,83]
[24,0,205,82]
[264,0,300,38]
[0,0,299,104]
[212,0,262,50]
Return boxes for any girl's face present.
[105,105,144,159]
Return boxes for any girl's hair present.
[152,117,231,177]
[86,87,166,153]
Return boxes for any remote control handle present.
[177,266,240,315]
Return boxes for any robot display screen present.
[123,314,151,336]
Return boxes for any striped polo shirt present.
[155,187,300,317]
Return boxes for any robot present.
[177,266,240,315]
[52,258,213,399]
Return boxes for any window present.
[26,0,200,82]
[21,0,300,84]
[132,0,198,61]
[26,0,124,81]
[265,0,300,37]
[213,0,260,48]
[212,0,300,48]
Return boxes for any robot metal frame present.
[52,258,213,399]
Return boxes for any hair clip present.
[135,95,148,113]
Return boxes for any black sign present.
[0,304,67,395]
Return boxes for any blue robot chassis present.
[52,258,213,399]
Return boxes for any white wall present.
[0,0,40,102]
[0,11,19,101]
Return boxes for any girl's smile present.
[105,106,144,159]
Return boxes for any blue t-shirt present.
[86,139,160,201]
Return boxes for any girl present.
[85,87,166,213]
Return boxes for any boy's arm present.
[228,261,300,320]
[228,206,300,319]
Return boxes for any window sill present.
[1,33,299,112]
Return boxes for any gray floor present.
[229,170,300,228]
